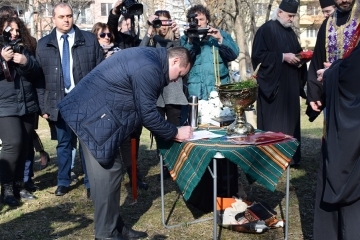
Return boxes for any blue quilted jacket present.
[58,47,178,165]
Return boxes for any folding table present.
[157,130,299,240]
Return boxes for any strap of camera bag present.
[1,58,12,82]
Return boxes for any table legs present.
[160,155,213,229]
[160,153,290,240]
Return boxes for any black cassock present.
[252,20,306,164]
[306,10,351,121]
[313,42,360,240]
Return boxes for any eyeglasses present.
[99,32,111,38]
[155,10,170,16]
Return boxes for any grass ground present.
[0,99,322,240]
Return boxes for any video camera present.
[149,19,172,28]
[2,26,24,54]
[122,0,143,15]
[184,13,209,38]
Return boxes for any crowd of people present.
[0,0,359,239]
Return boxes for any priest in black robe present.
[313,42,360,240]
[251,0,305,165]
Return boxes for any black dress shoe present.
[55,186,69,196]
[95,233,129,240]
[24,179,37,192]
[121,226,147,239]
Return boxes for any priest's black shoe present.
[55,185,69,196]
[120,226,147,239]
[95,233,129,240]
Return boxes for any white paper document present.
[187,130,224,141]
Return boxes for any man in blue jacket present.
[58,46,193,240]
[181,4,239,100]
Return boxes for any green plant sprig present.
[230,79,258,90]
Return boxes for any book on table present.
[229,132,294,145]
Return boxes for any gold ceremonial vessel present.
[213,48,260,135]
[218,84,258,136]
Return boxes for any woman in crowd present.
[0,17,43,206]
[141,10,189,179]
[91,22,121,58]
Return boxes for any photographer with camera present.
[0,16,44,206]
[107,0,142,49]
[181,4,239,100]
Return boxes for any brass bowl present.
[218,84,258,108]
[218,84,258,135]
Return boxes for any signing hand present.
[174,126,193,142]
[283,53,300,65]
[12,53,27,65]
[1,46,14,61]
[42,114,49,119]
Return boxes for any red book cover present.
[229,132,293,145]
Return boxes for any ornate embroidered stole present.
[326,4,360,63]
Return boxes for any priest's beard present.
[335,0,354,12]
[277,17,292,28]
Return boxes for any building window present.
[101,3,112,16]
[75,7,89,24]
[41,3,53,17]
[307,6,317,15]
[306,28,317,37]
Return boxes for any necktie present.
[61,34,71,89]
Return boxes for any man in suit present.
[36,2,103,196]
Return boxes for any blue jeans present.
[55,114,76,187]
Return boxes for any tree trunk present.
[235,15,248,79]
[265,0,275,22]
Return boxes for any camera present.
[2,26,24,54]
[149,19,172,28]
[184,13,209,38]
[122,0,143,15]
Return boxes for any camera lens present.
[152,19,162,28]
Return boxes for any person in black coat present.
[0,16,44,207]
[58,47,193,240]
[313,40,360,240]
[36,2,103,197]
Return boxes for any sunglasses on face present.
[99,32,111,38]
